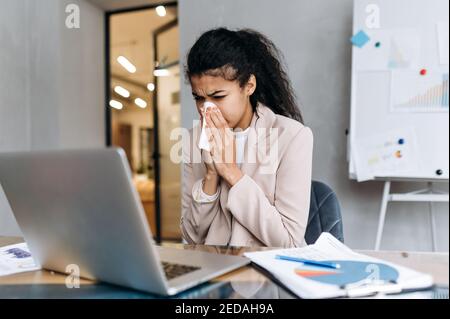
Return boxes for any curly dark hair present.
[185,28,304,124]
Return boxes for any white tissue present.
[198,101,217,151]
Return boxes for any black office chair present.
[304,181,344,245]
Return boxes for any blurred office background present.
[0,0,448,252]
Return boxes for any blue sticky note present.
[351,30,370,48]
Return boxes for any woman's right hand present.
[200,106,217,175]
[201,149,220,196]
[199,107,220,196]
[202,149,217,175]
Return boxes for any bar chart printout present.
[391,71,449,112]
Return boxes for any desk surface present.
[0,237,448,299]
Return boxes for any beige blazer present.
[181,103,313,248]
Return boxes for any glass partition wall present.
[106,3,180,242]
[154,21,180,240]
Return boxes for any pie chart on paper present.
[294,261,399,286]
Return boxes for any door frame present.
[104,2,178,243]
[152,18,179,243]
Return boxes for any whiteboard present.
[349,0,449,181]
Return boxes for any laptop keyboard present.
[161,261,201,280]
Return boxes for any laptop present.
[0,148,249,295]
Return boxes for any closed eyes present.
[193,95,226,101]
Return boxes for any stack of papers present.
[244,233,433,299]
[0,243,41,277]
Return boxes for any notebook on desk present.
[244,233,434,299]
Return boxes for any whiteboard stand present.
[375,181,449,251]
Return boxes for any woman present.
[181,28,313,248]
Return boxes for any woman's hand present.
[199,106,218,176]
[201,148,220,196]
[202,149,217,175]
[204,107,244,187]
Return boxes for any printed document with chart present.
[0,242,40,277]
[244,233,433,298]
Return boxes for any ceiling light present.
[147,83,155,91]
[114,86,130,98]
[109,100,123,110]
[153,69,170,77]
[134,98,147,109]
[117,55,136,73]
[156,5,166,17]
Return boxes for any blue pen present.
[275,255,341,269]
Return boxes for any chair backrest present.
[305,181,344,245]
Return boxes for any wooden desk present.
[0,237,448,299]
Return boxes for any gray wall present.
[179,0,449,251]
[0,0,105,236]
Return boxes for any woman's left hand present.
[204,107,244,187]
